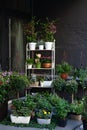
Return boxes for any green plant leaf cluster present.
[56,61,72,74]
[70,100,84,115]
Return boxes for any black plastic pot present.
[58,118,67,127]
[83,120,87,130]
[0,101,8,121]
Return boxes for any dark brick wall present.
[34,0,87,68]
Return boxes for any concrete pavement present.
[0,119,82,130]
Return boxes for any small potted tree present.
[9,72,29,98]
[65,79,78,103]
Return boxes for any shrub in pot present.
[48,93,70,127]
[54,97,70,127]
[70,100,83,120]
[65,79,78,103]
[9,72,30,98]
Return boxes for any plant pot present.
[39,45,44,50]
[82,120,87,130]
[40,81,44,87]
[0,101,8,121]
[42,63,52,68]
[29,42,37,50]
[61,73,68,80]
[71,114,82,121]
[58,118,67,127]
[36,63,41,68]
[45,42,53,50]
[27,64,32,69]
[37,118,51,125]
[10,114,31,124]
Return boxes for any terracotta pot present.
[42,63,52,68]
[61,73,68,80]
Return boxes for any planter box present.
[37,118,51,125]
[10,114,31,124]
[43,81,53,87]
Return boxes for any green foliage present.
[56,61,72,74]
[41,17,57,42]
[53,76,66,92]
[0,71,12,103]
[65,79,78,94]
[82,96,87,121]
[74,68,87,89]
[70,100,84,115]
[26,58,34,64]
[36,96,52,111]
[36,109,51,119]
[41,58,51,63]
[9,72,29,92]
[48,93,70,119]
[23,17,38,42]
[12,94,36,116]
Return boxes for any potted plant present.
[70,100,84,120]
[23,17,38,50]
[26,58,34,68]
[49,94,70,127]
[35,93,52,124]
[9,72,29,98]
[10,94,36,124]
[38,76,44,87]
[82,96,87,130]
[65,79,78,103]
[56,61,73,79]
[41,57,52,68]
[41,18,57,50]
[36,109,51,125]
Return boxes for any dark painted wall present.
[34,0,87,68]
[1,0,87,70]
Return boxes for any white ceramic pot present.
[27,64,32,69]
[10,114,31,124]
[37,118,51,125]
[45,42,53,50]
[39,45,44,50]
[29,42,37,50]
[40,81,44,87]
